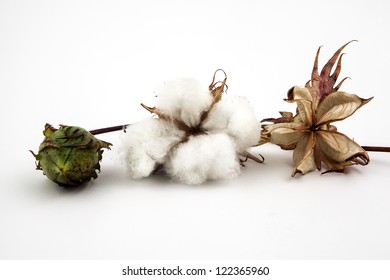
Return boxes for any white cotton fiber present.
[201,96,260,153]
[155,78,213,127]
[121,118,185,178]
[121,73,261,185]
[165,133,241,185]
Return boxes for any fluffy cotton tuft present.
[201,96,260,152]
[122,74,261,185]
[155,78,213,127]
[165,133,241,185]
[121,118,184,178]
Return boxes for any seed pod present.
[261,41,371,176]
[30,124,111,187]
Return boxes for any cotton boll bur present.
[201,96,260,152]
[155,78,213,127]
[121,118,184,178]
[165,133,240,185]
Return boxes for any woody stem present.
[362,146,390,153]
[89,125,129,135]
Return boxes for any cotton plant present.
[30,43,390,188]
[121,70,262,184]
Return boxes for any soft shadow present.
[27,176,94,199]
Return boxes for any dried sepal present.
[263,122,306,147]
[315,92,373,126]
[316,131,369,168]
[286,86,313,102]
[140,103,195,134]
[209,69,228,103]
[140,103,157,115]
[239,151,265,167]
[292,132,316,176]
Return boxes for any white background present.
[1,0,390,260]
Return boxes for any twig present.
[89,125,129,135]
[362,146,390,153]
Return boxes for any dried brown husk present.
[261,42,372,176]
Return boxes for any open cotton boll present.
[122,70,262,185]
[155,78,213,127]
[121,118,185,178]
[165,133,240,185]
[201,96,260,153]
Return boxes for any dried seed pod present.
[30,124,111,187]
[261,42,372,176]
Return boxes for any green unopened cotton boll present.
[30,124,111,187]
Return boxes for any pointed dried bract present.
[209,69,228,103]
[308,40,357,105]
[261,42,372,176]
